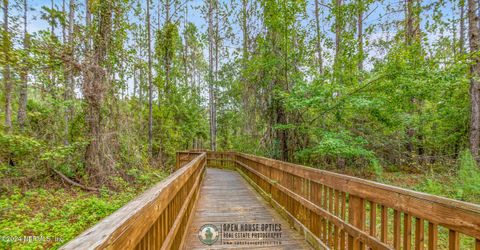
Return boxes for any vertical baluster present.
[329,187,334,247]
[369,202,376,236]
[341,192,347,250]
[393,210,401,249]
[476,239,480,250]
[448,230,459,250]
[404,213,412,250]
[428,223,437,250]
[415,218,424,250]
[348,195,364,250]
[381,205,388,243]
[368,202,376,250]
[334,190,340,250]
[323,185,328,242]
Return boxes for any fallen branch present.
[51,168,99,192]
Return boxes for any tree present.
[468,0,480,157]
[314,0,324,75]
[147,0,154,157]
[357,0,363,71]
[18,0,29,130]
[207,0,217,151]
[82,1,114,184]
[2,0,12,131]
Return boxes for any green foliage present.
[300,131,373,159]
[0,133,42,160]
[417,177,445,196]
[455,150,480,201]
[0,167,167,250]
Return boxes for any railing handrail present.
[61,152,206,250]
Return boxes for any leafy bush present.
[0,133,42,161]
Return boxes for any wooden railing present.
[202,151,480,250]
[62,151,480,250]
[61,152,206,250]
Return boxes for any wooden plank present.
[381,205,388,243]
[348,195,364,250]
[448,230,459,250]
[329,187,334,247]
[404,213,412,250]
[334,190,340,250]
[415,218,424,250]
[428,223,437,250]
[370,202,377,237]
[393,210,401,249]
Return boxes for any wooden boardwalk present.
[62,152,480,250]
[184,168,312,249]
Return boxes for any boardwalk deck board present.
[184,168,312,249]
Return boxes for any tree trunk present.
[164,0,171,95]
[334,0,342,67]
[83,1,112,185]
[183,3,189,87]
[18,0,28,130]
[3,0,12,131]
[460,0,466,54]
[468,0,480,157]
[314,0,323,74]
[357,0,363,71]
[208,0,216,151]
[147,0,153,157]
[85,0,91,50]
[61,0,75,144]
[241,0,254,135]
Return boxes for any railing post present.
[348,195,364,250]
[175,152,180,170]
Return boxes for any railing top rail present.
[61,152,206,250]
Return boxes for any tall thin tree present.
[18,0,29,130]
[314,0,323,74]
[147,0,154,157]
[2,0,12,131]
[468,0,480,157]
[208,0,216,151]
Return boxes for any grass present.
[0,168,168,250]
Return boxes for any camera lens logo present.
[198,224,219,245]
